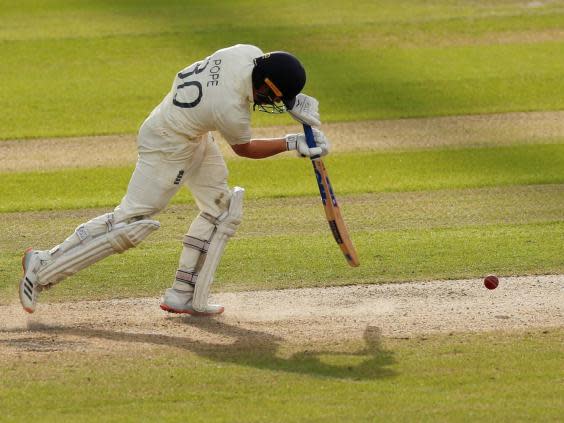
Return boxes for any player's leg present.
[161,135,244,316]
[19,125,198,313]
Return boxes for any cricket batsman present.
[19,44,330,316]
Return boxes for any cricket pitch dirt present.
[0,275,562,356]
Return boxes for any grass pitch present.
[1,185,562,302]
[1,329,562,422]
[1,0,564,138]
[2,144,563,212]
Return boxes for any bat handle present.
[303,124,321,160]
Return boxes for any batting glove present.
[285,128,330,158]
[288,93,321,127]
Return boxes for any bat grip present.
[303,124,321,160]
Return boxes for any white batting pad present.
[192,186,244,311]
[37,219,160,285]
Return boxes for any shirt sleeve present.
[216,103,252,145]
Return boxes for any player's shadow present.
[24,320,396,381]
[177,318,396,380]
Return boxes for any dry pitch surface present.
[0,276,562,356]
[1,112,563,355]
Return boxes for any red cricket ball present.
[484,275,499,290]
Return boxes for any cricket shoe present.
[19,248,46,314]
[160,288,224,316]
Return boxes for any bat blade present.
[312,159,360,267]
[304,125,359,267]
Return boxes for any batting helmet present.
[252,51,306,112]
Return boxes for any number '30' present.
[172,59,209,109]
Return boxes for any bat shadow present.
[22,319,396,381]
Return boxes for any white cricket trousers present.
[55,121,231,283]
[116,123,231,223]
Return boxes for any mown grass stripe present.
[1,144,562,213]
[2,220,561,302]
[1,1,564,138]
[1,330,561,422]
[3,185,562,250]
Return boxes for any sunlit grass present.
[0,329,561,422]
[2,144,563,212]
[1,0,563,138]
[1,186,562,302]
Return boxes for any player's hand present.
[285,128,330,158]
[287,93,321,127]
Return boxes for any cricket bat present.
[303,124,360,267]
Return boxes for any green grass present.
[1,2,563,420]
[1,329,562,422]
[1,0,563,138]
[4,220,561,302]
[1,185,562,302]
[2,144,563,212]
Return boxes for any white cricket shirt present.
[144,44,263,146]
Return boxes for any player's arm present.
[230,138,286,159]
[230,129,330,159]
